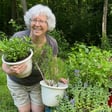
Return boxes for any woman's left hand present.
[59,78,68,84]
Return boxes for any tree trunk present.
[102,0,108,37]
[20,0,27,14]
[101,0,110,50]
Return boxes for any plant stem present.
[35,62,49,85]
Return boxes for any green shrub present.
[54,43,112,112]
[48,29,69,58]
[67,43,112,88]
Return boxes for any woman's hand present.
[2,63,27,76]
[59,78,68,84]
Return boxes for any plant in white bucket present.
[0,36,33,78]
[33,44,68,107]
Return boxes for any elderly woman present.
[2,4,58,112]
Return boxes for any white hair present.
[24,4,56,31]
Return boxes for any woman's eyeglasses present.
[31,19,47,24]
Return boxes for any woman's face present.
[30,14,48,37]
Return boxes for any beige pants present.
[7,76,43,108]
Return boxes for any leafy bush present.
[48,29,69,58]
[53,43,112,111]
[67,43,112,88]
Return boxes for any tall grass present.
[0,65,17,112]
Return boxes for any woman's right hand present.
[2,63,27,76]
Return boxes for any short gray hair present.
[24,4,56,31]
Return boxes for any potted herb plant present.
[32,44,68,107]
[0,36,33,78]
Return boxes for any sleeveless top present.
[8,30,58,86]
